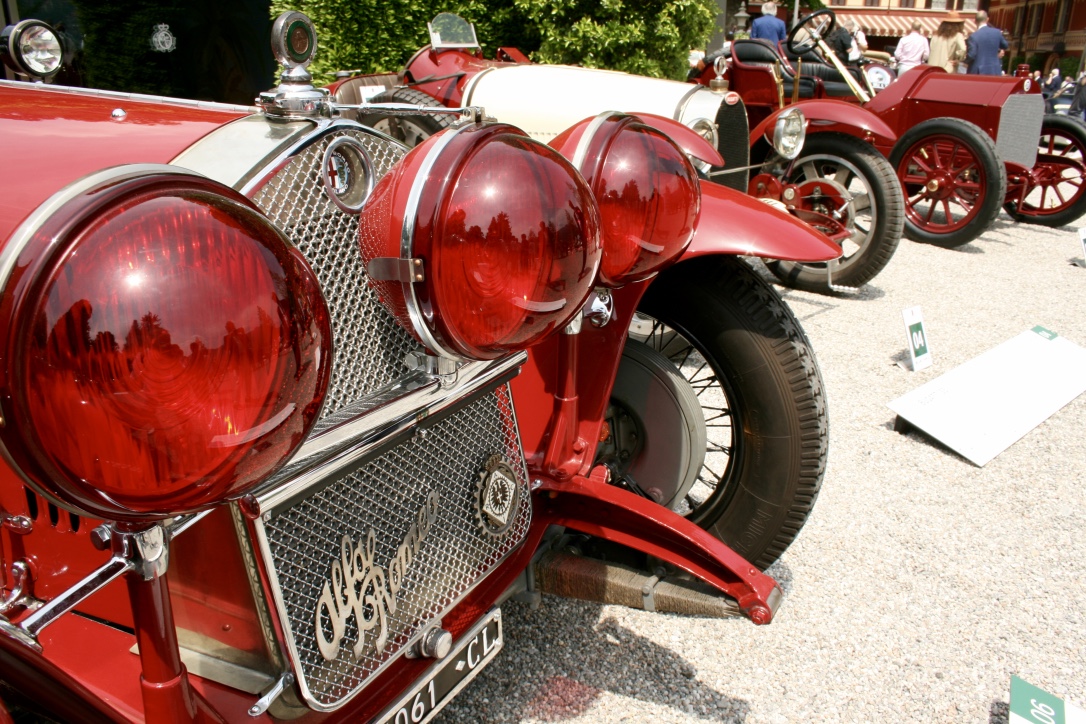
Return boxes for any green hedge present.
[271,0,718,83]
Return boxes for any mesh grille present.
[250,128,416,415]
[996,93,1044,169]
[260,386,530,708]
[715,97,751,193]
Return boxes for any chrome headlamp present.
[688,118,719,152]
[1,19,63,81]
[772,106,807,160]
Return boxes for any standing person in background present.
[751,1,787,45]
[827,23,855,64]
[894,21,930,75]
[966,10,1008,75]
[928,11,967,73]
[848,20,868,64]
[1068,73,1086,121]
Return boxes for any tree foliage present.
[272,0,718,83]
[517,0,718,80]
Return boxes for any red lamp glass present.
[359,123,603,360]
[551,113,701,287]
[0,169,332,520]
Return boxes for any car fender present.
[685,180,841,262]
[751,100,897,153]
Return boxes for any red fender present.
[685,180,841,262]
[752,99,898,154]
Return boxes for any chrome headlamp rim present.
[688,117,720,154]
[2,19,63,79]
[772,106,807,161]
[400,125,470,361]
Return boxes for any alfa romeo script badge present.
[314,491,439,662]
[475,455,519,538]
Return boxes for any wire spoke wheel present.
[605,256,828,570]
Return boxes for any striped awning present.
[841,12,976,38]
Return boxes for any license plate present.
[374,608,503,724]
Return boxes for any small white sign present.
[888,327,1086,466]
[1010,675,1086,724]
[902,306,932,371]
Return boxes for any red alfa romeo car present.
[0,11,839,723]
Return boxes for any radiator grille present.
[250,128,415,416]
[996,93,1044,169]
[257,386,530,709]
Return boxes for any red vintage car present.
[329,12,906,294]
[697,9,1086,247]
[0,12,839,722]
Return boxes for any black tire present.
[766,133,904,292]
[889,117,1006,247]
[1004,114,1086,227]
[618,256,828,570]
[357,88,454,148]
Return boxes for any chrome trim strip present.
[0,79,257,114]
[399,124,466,360]
[251,483,522,712]
[460,66,496,107]
[237,117,386,197]
[0,164,205,517]
[252,352,526,517]
[571,111,621,173]
[170,116,315,190]
[673,84,706,123]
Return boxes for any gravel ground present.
[437,212,1086,724]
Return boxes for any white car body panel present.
[462,64,725,141]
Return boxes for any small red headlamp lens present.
[552,114,700,287]
[360,123,602,360]
[0,170,332,520]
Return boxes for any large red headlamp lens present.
[0,168,332,520]
[551,114,700,287]
[360,123,602,360]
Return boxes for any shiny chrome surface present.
[399,122,465,359]
[195,118,534,710]
[245,122,415,415]
[248,386,530,710]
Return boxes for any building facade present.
[987,0,1086,74]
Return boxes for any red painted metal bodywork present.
[751,99,898,156]
[0,83,246,241]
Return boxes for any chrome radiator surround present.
[996,93,1044,169]
[177,118,534,710]
[244,382,531,710]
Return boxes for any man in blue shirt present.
[751,2,787,45]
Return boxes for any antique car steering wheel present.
[787,8,836,57]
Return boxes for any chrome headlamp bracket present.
[0,513,206,652]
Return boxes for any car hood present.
[462,64,712,141]
[0,82,248,241]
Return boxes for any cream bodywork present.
[462,64,725,142]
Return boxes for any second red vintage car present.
[698,9,1086,247]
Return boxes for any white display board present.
[888,327,1086,466]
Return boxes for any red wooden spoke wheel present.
[890,117,1006,248]
[1006,114,1086,228]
